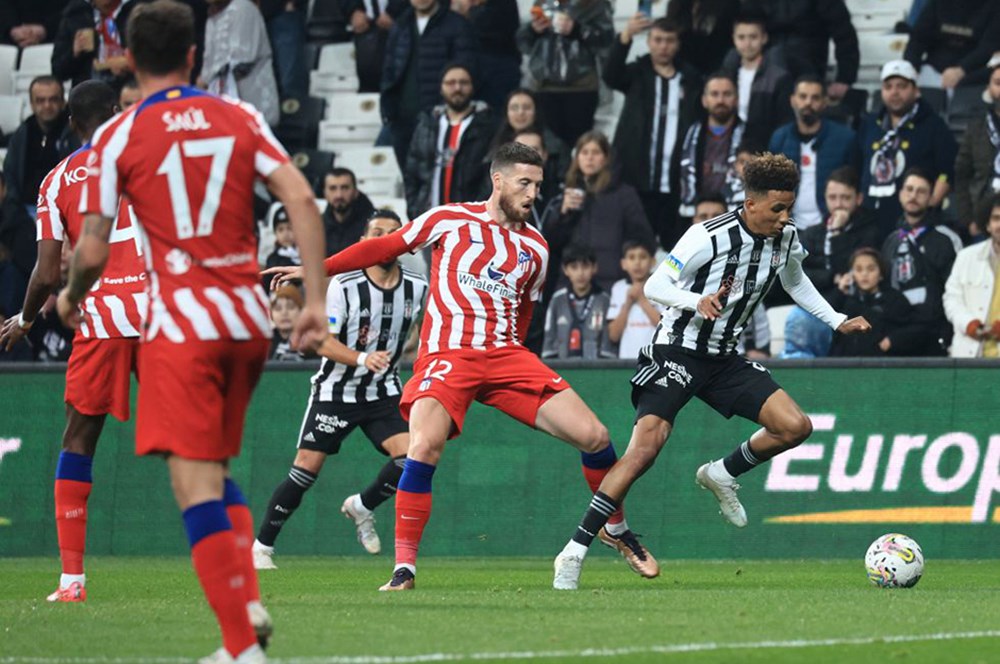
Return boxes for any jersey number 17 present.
[156,137,235,240]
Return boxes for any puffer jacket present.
[516,0,613,90]
[954,111,999,230]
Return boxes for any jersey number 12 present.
[156,137,236,240]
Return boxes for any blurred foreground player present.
[0,80,144,603]
[264,143,659,591]
[253,212,428,566]
[56,2,328,662]
[553,153,872,589]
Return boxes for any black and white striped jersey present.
[310,267,428,403]
[645,207,846,356]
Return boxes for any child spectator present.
[828,248,922,357]
[542,244,612,360]
[269,284,304,361]
[263,206,300,290]
[607,240,661,359]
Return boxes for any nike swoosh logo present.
[401,515,420,520]
[468,238,483,244]
[552,377,563,384]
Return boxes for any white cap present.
[880,60,918,83]
[988,53,1000,70]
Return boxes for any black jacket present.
[0,0,68,46]
[903,0,1000,74]
[799,208,882,294]
[380,5,477,123]
[52,0,148,88]
[603,37,702,194]
[743,0,858,85]
[666,0,741,76]
[721,52,794,147]
[404,102,496,219]
[516,0,613,90]
[954,111,999,230]
[467,0,519,59]
[324,192,376,257]
[828,286,925,357]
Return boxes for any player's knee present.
[581,421,610,454]
[780,413,812,447]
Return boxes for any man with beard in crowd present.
[321,168,376,256]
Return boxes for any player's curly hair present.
[742,152,799,196]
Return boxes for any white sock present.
[394,563,416,576]
[60,573,85,589]
[604,519,629,537]
[351,494,372,517]
[562,540,589,558]
[709,459,736,482]
[252,539,273,554]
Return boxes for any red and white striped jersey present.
[400,202,548,353]
[83,86,289,343]
[36,148,147,339]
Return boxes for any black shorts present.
[297,395,409,455]
[630,344,781,425]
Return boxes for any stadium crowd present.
[1,0,1000,362]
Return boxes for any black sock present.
[571,491,619,547]
[722,440,762,477]
[359,455,406,511]
[256,465,318,546]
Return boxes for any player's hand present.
[56,290,82,330]
[0,314,29,351]
[261,264,305,290]
[365,350,392,373]
[837,316,871,335]
[291,304,326,354]
[696,281,730,320]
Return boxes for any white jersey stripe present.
[173,288,220,340]
[84,297,109,338]
[104,295,140,337]
[234,286,274,337]
[37,158,69,241]
[204,287,252,339]
[94,112,137,220]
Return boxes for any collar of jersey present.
[733,206,772,240]
[134,85,209,117]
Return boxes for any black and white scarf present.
[678,120,746,216]
[867,100,920,199]
[987,110,1000,191]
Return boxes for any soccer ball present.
[865,533,924,588]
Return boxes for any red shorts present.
[135,338,269,461]
[65,336,141,422]
[400,346,570,438]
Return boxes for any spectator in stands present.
[0,173,28,326]
[322,167,376,256]
[1,0,67,47]
[341,0,406,94]
[881,168,963,356]
[51,0,144,89]
[768,75,858,231]
[269,284,305,361]
[118,76,141,111]
[604,15,701,252]
[741,0,858,101]
[488,88,569,179]
[721,12,792,146]
[200,0,279,126]
[800,167,881,296]
[258,0,309,99]
[677,73,745,218]
[542,243,613,360]
[453,0,520,109]
[858,60,957,241]
[511,127,559,221]
[903,0,1000,90]
[517,0,613,149]
[404,63,494,219]
[381,0,477,168]
[692,192,727,223]
[264,205,301,271]
[827,248,922,357]
[665,0,740,77]
[944,194,1000,358]
[954,54,1000,241]
[541,130,657,293]
[1,77,75,293]
[606,239,660,359]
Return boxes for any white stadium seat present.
[369,196,408,222]
[0,45,18,96]
[0,95,23,135]
[317,93,381,151]
[14,43,54,95]
[317,43,356,77]
[310,71,360,97]
[332,146,400,181]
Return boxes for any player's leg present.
[381,397,453,591]
[48,406,105,602]
[253,448,327,568]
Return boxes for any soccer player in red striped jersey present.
[55,2,328,662]
[264,142,659,591]
[0,80,143,603]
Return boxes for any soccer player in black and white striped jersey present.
[253,211,428,568]
[554,153,871,589]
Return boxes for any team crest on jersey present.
[165,248,192,275]
[771,250,781,267]
[163,108,212,133]
[403,299,413,318]
[517,250,531,265]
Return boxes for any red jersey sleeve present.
[235,100,291,178]
[35,160,66,242]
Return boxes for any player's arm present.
[643,225,714,312]
[57,213,113,329]
[779,234,870,335]
[317,335,391,373]
[0,239,62,349]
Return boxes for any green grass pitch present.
[1,557,998,663]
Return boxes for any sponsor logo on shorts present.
[660,360,693,387]
[314,412,349,434]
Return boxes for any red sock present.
[226,504,260,603]
[191,530,257,657]
[581,466,625,526]
[54,479,92,575]
[394,489,432,567]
